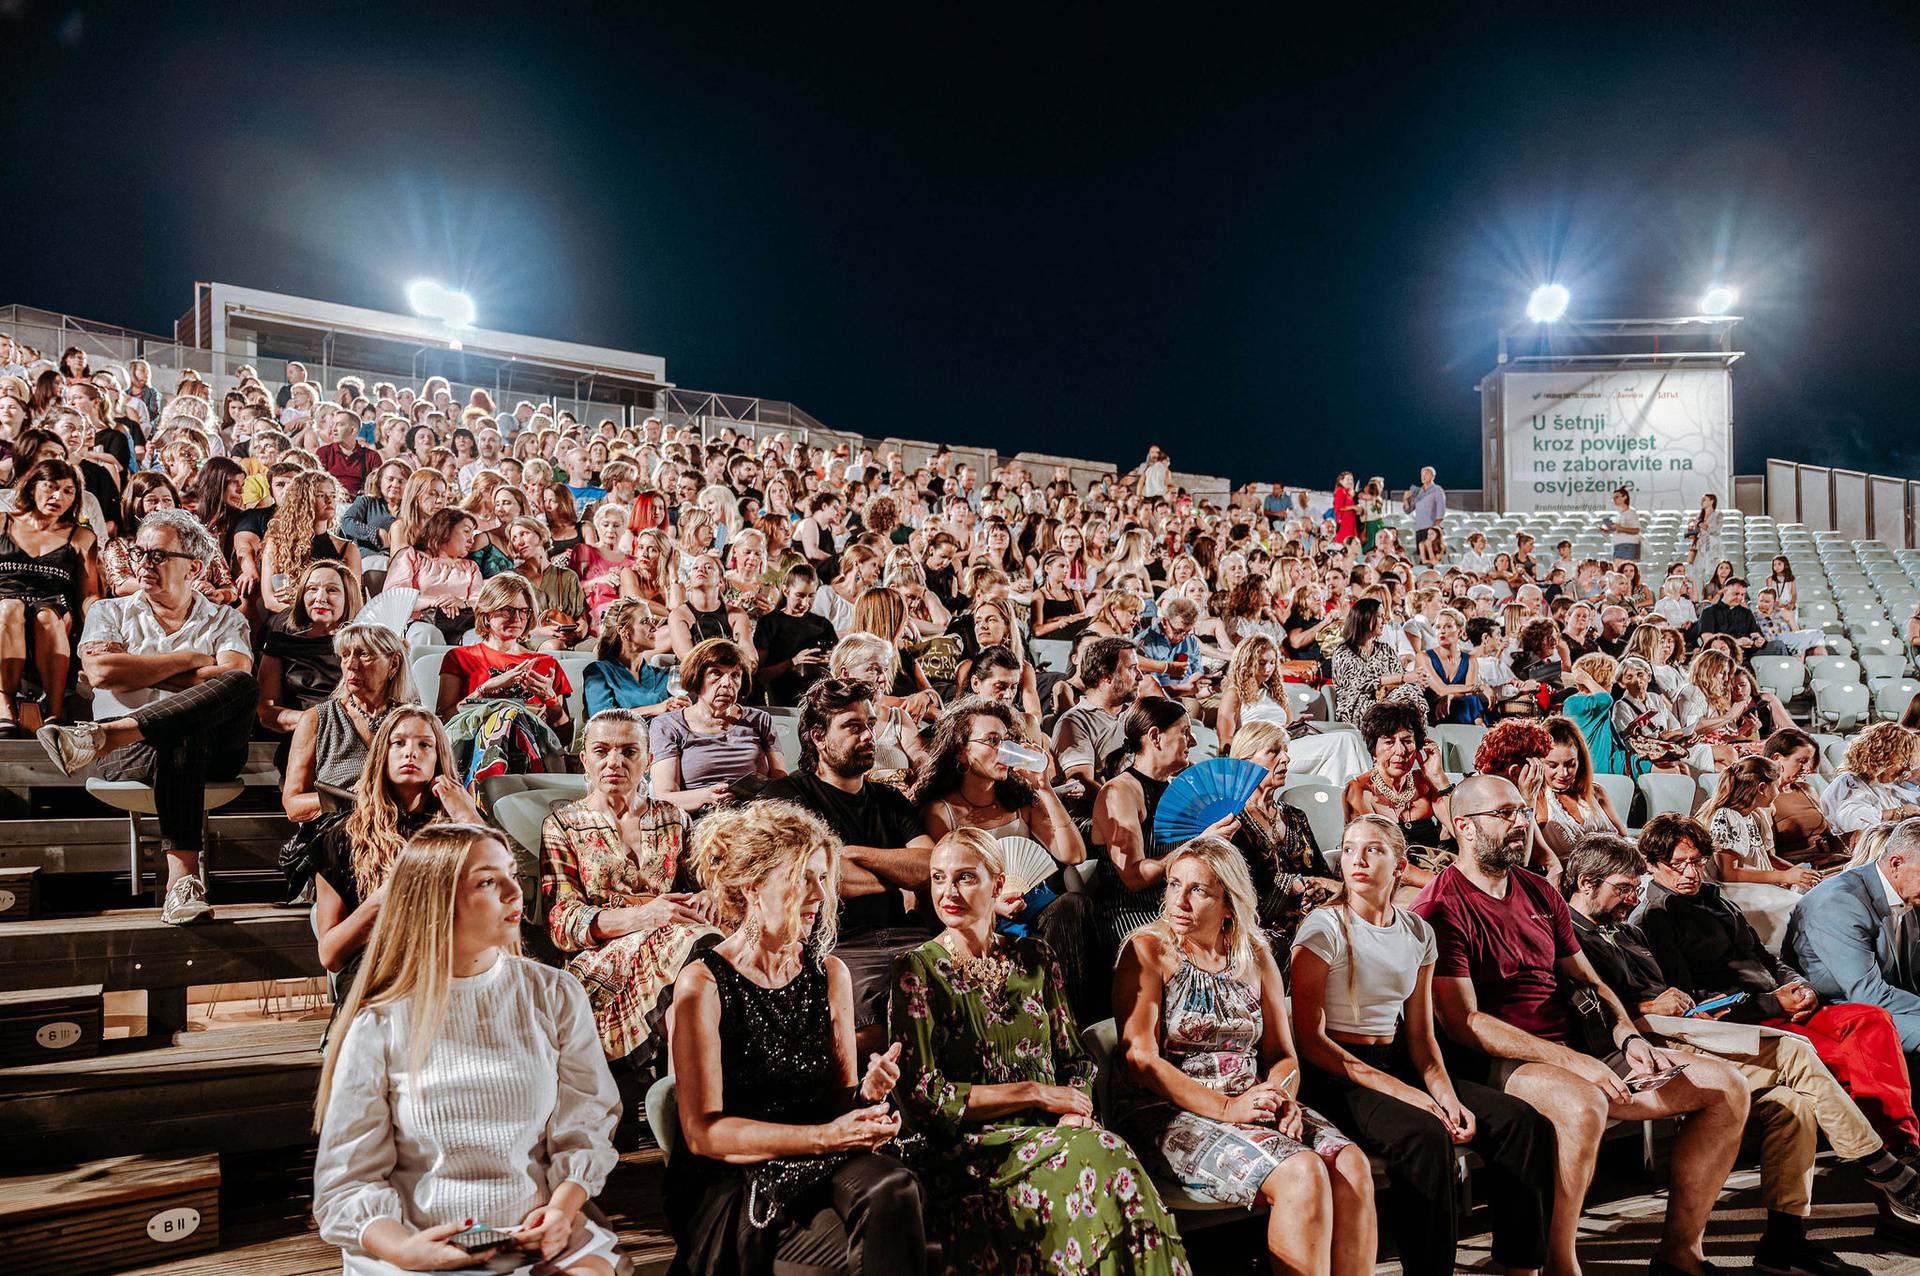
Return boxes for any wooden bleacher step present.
[0,1153,220,1275]
[0,904,324,995]
[0,983,102,1066]
[0,865,39,920]
[0,1018,326,1166]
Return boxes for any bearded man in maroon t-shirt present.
[1412,773,1750,1276]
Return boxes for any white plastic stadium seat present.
[1431,723,1489,775]
[1593,773,1635,829]
[1750,656,1805,701]
[1281,780,1345,869]
[1813,682,1870,732]
[1636,772,1698,822]
[1803,656,1859,690]
[1873,678,1920,722]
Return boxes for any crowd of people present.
[6,338,1920,1274]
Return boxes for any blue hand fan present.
[1153,758,1268,846]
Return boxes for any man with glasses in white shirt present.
[37,509,256,924]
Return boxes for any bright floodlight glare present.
[1526,284,1570,323]
[406,279,476,329]
[1699,285,1739,316]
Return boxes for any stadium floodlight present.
[406,279,476,329]
[1699,285,1739,316]
[1525,283,1570,323]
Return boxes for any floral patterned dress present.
[541,798,720,1061]
[890,935,1190,1276]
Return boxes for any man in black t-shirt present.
[752,564,838,707]
[756,679,934,1045]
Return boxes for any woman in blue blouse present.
[583,599,687,719]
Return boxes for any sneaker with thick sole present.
[36,720,105,776]
[1756,1238,1869,1276]
[161,876,212,926]
[1872,1172,1920,1228]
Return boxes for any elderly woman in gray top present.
[283,622,420,823]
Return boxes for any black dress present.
[1093,766,1171,955]
[0,515,83,703]
[665,950,926,1276]
[687,600,734,645]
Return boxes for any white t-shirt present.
[1140,460,1169,500]
[79,591,253,719]
[1292,906,1437,1036]
[1604,506,1642,554]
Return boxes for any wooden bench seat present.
[0,904,323,995]
[0,1019,326,1165]
[0,1153,222,1275]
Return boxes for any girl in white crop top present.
[1289,814,1557,1276]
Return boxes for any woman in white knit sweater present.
[313,823,622,1275]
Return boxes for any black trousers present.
[96,670,258,853]
[775,1153,926,1276]
[1302,1038,1554,1276]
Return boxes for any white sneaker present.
[36,720,105,776]
[161,876,212,926]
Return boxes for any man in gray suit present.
[1784,819,1920,1071]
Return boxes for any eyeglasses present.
[969,734,1011,749]
[1668,857,1707,877]
[1459,804,1531,824]
[492,606,533,620]
[126,547,198,568]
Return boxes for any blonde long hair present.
[1136,835,1261,978]
[314,823,517,1125]
[1226,633,1287,706]
[343,706,461,898]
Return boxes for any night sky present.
[7,2,1920,488]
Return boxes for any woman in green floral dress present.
[890,827,1190,1275]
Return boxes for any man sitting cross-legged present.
[1412,773,1750,1276]
[38,509,257,925]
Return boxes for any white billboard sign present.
[1500,368,1731,511]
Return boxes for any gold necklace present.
[1369,766,1417,808]
[938,931,1012,1002]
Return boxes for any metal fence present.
[1766,457,1920,548]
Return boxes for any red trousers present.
[1766,1002,1920,1150]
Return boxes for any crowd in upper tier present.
[6,331,1920,1276]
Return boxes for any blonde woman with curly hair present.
[1221,633,1372,786]
[260,470,357,614]
[1821,722,1920,844]
[1112,834,1357,1275]
[314,823,622,1275]
[667,800,928,1276]
[619,526,680,619]
[1672,647,1751,772]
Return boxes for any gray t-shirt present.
[648,706,776,789]
[1052,701,1125,778]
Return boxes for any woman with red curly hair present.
[1470,718,1565,882]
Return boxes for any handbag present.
[276,811,344,904]
[1560,978,1617,1058]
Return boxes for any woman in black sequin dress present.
[666,799,928,1276]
